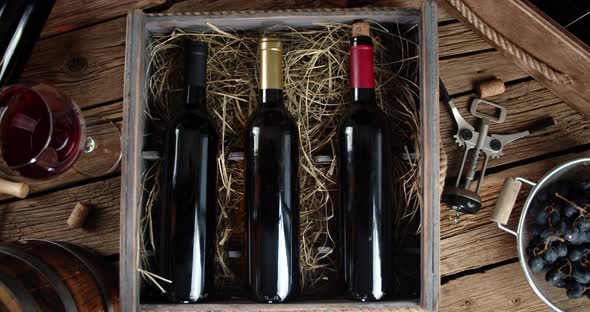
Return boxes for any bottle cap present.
[259,37,283,90]
[185,39,208,87]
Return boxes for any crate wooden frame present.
[121,2,439,311]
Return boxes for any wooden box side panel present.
[141,301,424,312]
[418,0,439,311]
[121,9,148,312]
[144,9,420,34]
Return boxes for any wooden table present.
[3,1,588,311]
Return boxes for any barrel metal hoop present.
[0,271,41,312]
[0,246,79,312]
[47,240,114,312]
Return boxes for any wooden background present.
[3,0,589,311]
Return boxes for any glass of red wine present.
[0,83,121,181]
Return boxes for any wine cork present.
[476,79,505,98]
[0,178,29,199]
[67,202,91,229]
[352,21,370,37]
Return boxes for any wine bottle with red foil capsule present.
[337,26,395,301]
[245,37,300,303]
[158,39,218,303]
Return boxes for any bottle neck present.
[258,37,283,109]
[185,85,207,111]
[352,88,375,106]
[259,89,283,108]
[184,39,208,112]
[350,36,375,106]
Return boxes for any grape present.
[528,256,545,272]
[547,184,560,197]
[527,187,590,300]
[566,281,586,299]
[563,203,579,218]
[556,243,568,258]
[555,278,568,288]
[546,269,564,286]
[530,225,542,239]
[581,231,590,244]
[565,227,583,245]
[536,189,549,202]
[543,247,559,264]
[549,210,561,227]
[576,217,590,232]
[555,183,570,197]
[536,210,548,226]
[572,267,590,284]
[569,247,584,262]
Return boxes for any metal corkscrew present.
[440,79,556,223]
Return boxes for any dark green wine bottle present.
[159,39,218,303]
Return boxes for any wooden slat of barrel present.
[0,240,118,312]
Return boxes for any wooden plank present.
[440,50,529,96]
[442,0,590,119]
[439,21,491,58]
[84,101,124,121]
[142,302,424,312]
[0,176,120,255]
[440,150,590,277]
[441,262,587,311]
[441,223,516,277]
[21,18,127,109]
[0,102,122,202]
[441,80,590,176]
[168,0,455,21]
[43,0,165,38]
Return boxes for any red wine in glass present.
[0,84,84,180]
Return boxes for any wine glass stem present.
[84,137,96,153]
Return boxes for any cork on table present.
[1,1,588,311]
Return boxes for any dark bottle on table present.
[0,0,55,86]
[159,39,218,303]
[245,37,300,303]
[337,32,395,301]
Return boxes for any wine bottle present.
[337,29,394,301]
[245,37,300,303]
[0,0,55,86]
[158,39,218,303]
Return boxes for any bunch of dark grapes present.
[527,181,590,300]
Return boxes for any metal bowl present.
[493,157,590,311]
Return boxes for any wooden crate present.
[121,2,440,311]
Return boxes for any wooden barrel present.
[0,240,118,312]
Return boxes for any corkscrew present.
[440,79,556,223]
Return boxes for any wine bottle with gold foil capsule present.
[245,37,300,303]
[337,22,394,301]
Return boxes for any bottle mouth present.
[260,37,282,51]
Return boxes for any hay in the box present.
[140,20,421,293]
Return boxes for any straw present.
[141,21,421,291]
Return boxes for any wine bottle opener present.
[440,79,556,223]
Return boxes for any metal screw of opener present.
[439,79,556,223]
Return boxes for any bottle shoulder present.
[338,104,388,129]
[246,107,298,131]
[168,111,218,135]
